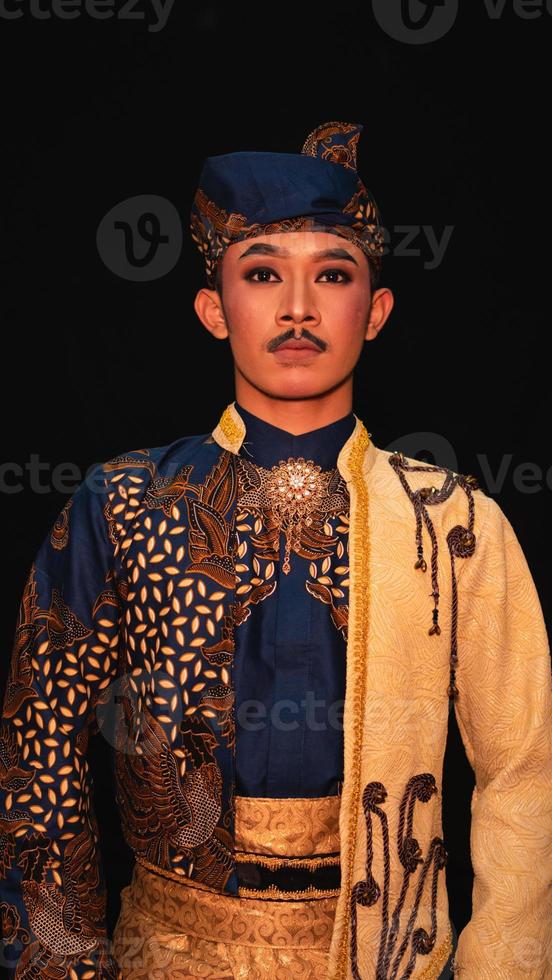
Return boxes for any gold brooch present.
[265,457,335,573]
[235,453,349,573]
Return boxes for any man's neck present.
[233,392,354,436]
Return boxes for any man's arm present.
[452,491,552,978]
[0,465,122,977]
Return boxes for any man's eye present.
[245,267,278,283]
[318,269,351,283]
[244,267,351,284]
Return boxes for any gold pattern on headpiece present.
[301,120,361,170]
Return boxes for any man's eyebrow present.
[237,243,359,266]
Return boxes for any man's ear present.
[194,288,229,340]
[365,287,394,342]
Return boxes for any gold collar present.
[210,401,377,486]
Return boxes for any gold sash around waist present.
[234,793,341,855]
[125,859,339,952]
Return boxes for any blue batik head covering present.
[190,120,386,289]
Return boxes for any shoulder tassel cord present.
[388,453,478,702]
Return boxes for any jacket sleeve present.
[452,491,552,978]
[0,465,122,978]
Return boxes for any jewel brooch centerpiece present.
[265,456,328,573]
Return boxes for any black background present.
[1,0,550,945]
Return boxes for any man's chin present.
[259,381,337,402]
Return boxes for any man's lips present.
[274,339,322,352]
[272,340,323,364]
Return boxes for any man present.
[1,121,551,979]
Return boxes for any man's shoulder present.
[370,443,492,532]
[98,431,215,483]
[82,431,221,545]
[371,443,481,493]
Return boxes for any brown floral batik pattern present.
[103,446,248,894]
[232,454,351,640]
[0,522,123,978]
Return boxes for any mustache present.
[267,328,326,353]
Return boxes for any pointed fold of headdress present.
[301,120,363,172]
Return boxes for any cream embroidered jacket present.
[1,401,551,979]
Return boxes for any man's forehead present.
[229,233,361,263]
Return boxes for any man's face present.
[194,230,393,402]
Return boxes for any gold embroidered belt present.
[233,793,341,899]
